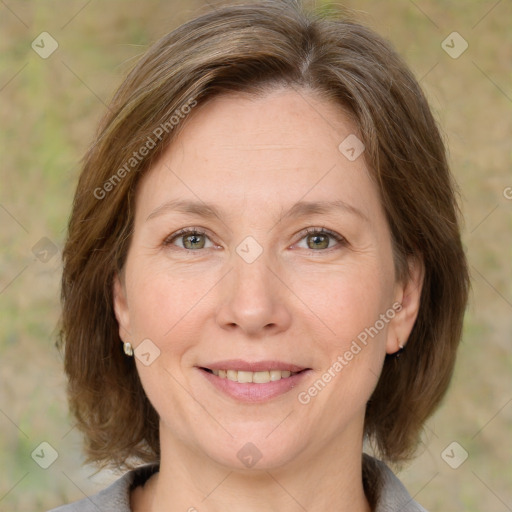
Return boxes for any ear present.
[113,272,132,342]
[386,256,424,354]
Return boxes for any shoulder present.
[364,455,428,512]
[47,465,159,512]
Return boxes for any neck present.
[135,424,372,512]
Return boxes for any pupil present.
[309,234,328,250]
[185,234,204,249]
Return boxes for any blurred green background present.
[0,1,511,510]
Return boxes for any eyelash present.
[163,226,346,253]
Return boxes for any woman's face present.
[114,88,421,471]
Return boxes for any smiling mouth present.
[200,367,308,384]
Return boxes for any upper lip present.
[199,359,308,372]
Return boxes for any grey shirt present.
[49,456,427,512]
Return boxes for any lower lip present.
[197,368,311,403]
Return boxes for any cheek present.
[127,274,170,339]
[125,258,218,343]
[293,269,391,422]
[295,259,393,347]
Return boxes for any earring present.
[395,342,405,359]
[123,342,134,357]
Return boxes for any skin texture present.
[113,88,423,512]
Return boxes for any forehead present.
[135,88,380,222]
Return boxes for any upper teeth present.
[212,369,296,383]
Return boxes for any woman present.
[52,1,469,510]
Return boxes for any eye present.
[164,228,215,250]
[295,227,346,251]
[164,227,345,252]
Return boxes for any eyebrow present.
[145,198,369,224]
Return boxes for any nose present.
[215,252,292,338]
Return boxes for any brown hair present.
[60,0,469,468]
